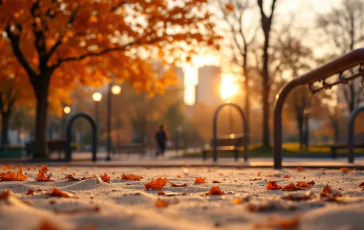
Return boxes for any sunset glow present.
[220,73,238,100]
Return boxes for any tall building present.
[196,66,222,106]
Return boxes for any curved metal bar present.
[274,48,364,169]
[212,103,249,162]
[348,106,364,163]
[65,113,97,162]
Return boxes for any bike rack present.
[273,48,364,169]
[65,113,97,162]
[348,106,364,163]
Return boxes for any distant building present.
[196,66,222,106]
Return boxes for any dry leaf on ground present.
[194,177,207,184]
[320,184,343,202]
[205,186,225,195]
[283,175,290,178]
[144,178,169,190]
[81,175,97,180]
[297,167,304,171]
[296,181,313,189]
[65,174,80,181]
[0,168,27,181]
[212,180,221,183]
[101,173,111,183]
[48,187,77,198]
[340,167,350,173]
[282,183,303,191]
[266,181,282,190]
[35,165,53,181]
[169,182,188,187]
[26,189,35,195]
[121,174,143,181]
[155,199,169,208]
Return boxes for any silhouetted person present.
[155,124,168,157]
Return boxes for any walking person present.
[155,124,169,158]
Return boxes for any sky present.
[183,0,342,105]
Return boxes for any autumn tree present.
[257,0,278,148]
[0,0,220,158]
[317,0,364,113]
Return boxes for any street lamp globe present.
[63,106,71,114]
[111,85,121,95]
[92,92,102,102]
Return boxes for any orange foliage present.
[321,184,333,195]
[296,181,313,189]
[121,174,143,181]
[101,173,111,183]
[144,178,169,191]
[155,199,170,208]
[266,181,282,190]
[205,186,225,195]
[26,189,35,195]
[35,165,53,181]
[169,182,188,187]
[0,168,27,181]
[65,174,80,181]
[48,187,76,198]
[194,177,207,184]
[282,183,303,191]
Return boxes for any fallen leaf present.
[48,187,77,198]
[283,175,290,178]
[320,184,343,202]
[65,174,80,181]
[266,181,282,190]
[205,186,225,195]
[155,199,169,208]
[194,177,206,184]
[225,3,234,12]
[144,178,169,190]
[307,181,315,186]
[26,189,35,195]
[282,183,303,191]
[297,167,304,171]
[232,198,243,204]
[35,165,53,181]
[253,215,300,230]
[266,174,273,177]
[121,174,143,181]
[0,168,27,181]
[340,167,350,173]
[321,184,333,195]
[81,175,97,180]
[101,173,111,183]
[36,219,64,230]
[257,172,262,176]
[169,182,188,187]
[212,180,221,183]
[296,181,313,189]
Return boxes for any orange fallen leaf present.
[121,174,143,181]
[296,181,313,189]
[194,177,206,184]
[321,184,333,195]
[101,173,111,183]
[257,172,262,176]
[340,167,350,173]
[0,168,27,181]
[35,165,53,181]
[155,199,169,208]
[282,183,303,191]
[81,175,97,180]
[283,175,290,178]
[205,186,225,195]
[266,174,273,177]
[65,174,80,181]
[266,181,282,190]
[359,181,364,188]
[48,187,77,198]
[36,219,64,230]
[26,189,35,195]
[297,167,303,171]
[144,178,169,190]
[307,181,315,186]
[169,182,188,187]
[212,180,221,183]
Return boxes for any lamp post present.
[62,106,71,138]
[92,92,102,153]
[106,83,121,161]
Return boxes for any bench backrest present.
[211,135,246,147]
[336,132,364,145]
[47,140,67,150]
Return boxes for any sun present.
[220,73,238,101]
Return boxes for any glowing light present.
[183,64,198,105]
[111,85,121,95]
[63,106,71,114]
[92,92,102,102]
[220,73,238,100]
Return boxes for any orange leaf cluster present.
[0,168,27,181]
[282,183,303,191]
[155,199,170,208]
[144,178,169,190]
[121,174,143,181]
[48,187,76,198]
[205,186,225,195]
[266,181,282,190]
[320,184,343,202]
[340,167,350,173]
[297,167,304,171]
[65,174,80,181]
[296,181,314,189]
[101,173,111,183]
[194,177,207,184]
[35,165,53,181]
[169,182,188,187]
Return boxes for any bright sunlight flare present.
[220,73,238,100]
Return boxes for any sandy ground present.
[0,165,363,230]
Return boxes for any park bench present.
[26,139,67,159]
[113,143,146,158]
[328,133,364,158]
[201,134,247,161]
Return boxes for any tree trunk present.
[1,112,11,146]
[243,67,250,124]
[262,32,270,148]
[33,76,50,159]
